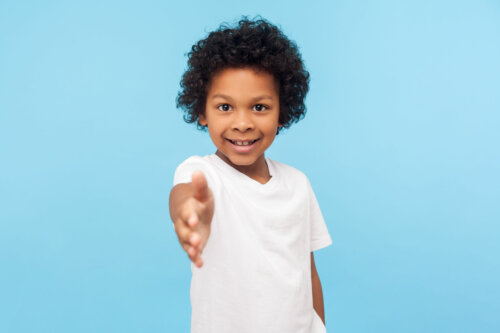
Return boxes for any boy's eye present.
[217,104,232,112]
[253,104,267,112]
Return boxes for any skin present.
[169,66,325,325]
[199,66,282,184]
[311,252,326,325]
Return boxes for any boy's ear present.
[199,114,207,126]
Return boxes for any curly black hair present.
[176,16,310,135]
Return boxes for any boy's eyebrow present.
[211,94,274,102]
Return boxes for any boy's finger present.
[189,232,201,247]
[187,246,197,258]
[194,256,203,268]
[186,212,198,228]
[186,246,201,264]
[182,242,203,267]
[180,201,199,228]
[181,242,190,253]
[191,170,209,201]
[182,242,198,258]
[175,219,192,242]
[178,229,201,249]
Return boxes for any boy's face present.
[200,67,282,177]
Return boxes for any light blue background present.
[1,0,499,332]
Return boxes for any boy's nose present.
[231,111,255,132]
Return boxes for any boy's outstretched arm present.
[169,170,214,268]
[311,252,325,325]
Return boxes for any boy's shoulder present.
[176,154,208,165]
[268,157,302,174]
[267,157,309,184]
[173,154,220,187]
[175,154,217,171]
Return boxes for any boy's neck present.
[215,150,272,185]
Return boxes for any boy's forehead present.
[210,93,275,102]
[208,67,279,95]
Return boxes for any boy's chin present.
[217,150,263,167]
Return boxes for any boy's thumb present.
[191,170,209,201]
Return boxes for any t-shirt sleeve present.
[306,177,333,252]
[173,156,218,190]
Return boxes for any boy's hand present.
[172,170,214,268]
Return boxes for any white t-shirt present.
[173,154,332,333]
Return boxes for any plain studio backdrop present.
[1,0,499,332]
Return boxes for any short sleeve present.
[173,156,219,191]
[306,177,333,252]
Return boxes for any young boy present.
[169,17,332,333]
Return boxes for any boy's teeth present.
[231,140,255,146]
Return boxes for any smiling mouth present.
[226,138,260,146]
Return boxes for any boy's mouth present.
[226,138,260,146]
